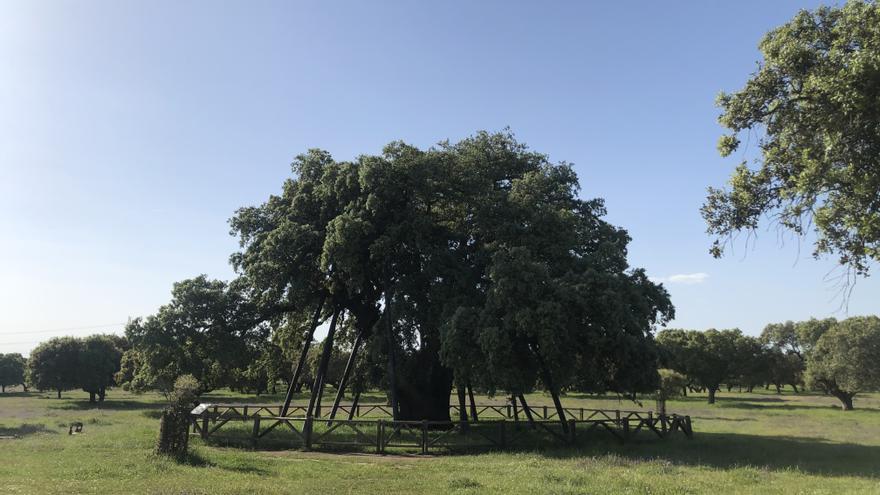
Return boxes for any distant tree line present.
[657,316,880,410]
[26,334,127,401]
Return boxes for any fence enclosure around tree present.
[190,402,693,454]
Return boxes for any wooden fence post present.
[200,411,209,440]
[304,416,313,451]
[251,416,261,448]
[568,420,576,444]
[543,405,548,419]
[375,420,382,454]
[421,420,428,455]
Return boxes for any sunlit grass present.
[1,386,878,494]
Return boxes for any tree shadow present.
[0,423,56,437]
[538,431,880,478]
[52,400,164,412]
[717,402,880,413]
[181,450,273,475]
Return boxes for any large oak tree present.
[231,131,673,421]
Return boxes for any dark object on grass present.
[68,422,83,435]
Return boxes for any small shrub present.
[155,375,200,459]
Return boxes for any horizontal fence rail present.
[196,402,656,422]
[190,403,693,454]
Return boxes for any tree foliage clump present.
[119,276,269,394]
[0,353,26,393]
[657,328,743,404]
[805,315,880,410]
[27,337,82,399]
[704,1,880,278]
[26,335,125,401]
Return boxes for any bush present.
[155,375,201,458]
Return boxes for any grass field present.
[1,387,879,494]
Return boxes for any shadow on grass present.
[0,423,56,437]
[195,421,880,479]
[180,450,273,475]
[537,431,880,479]
[52,399,164,412]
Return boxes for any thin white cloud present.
[652,273,710,285]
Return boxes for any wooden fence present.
[190,403,692,453]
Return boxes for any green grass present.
[1,387,879,494]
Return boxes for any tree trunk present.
[383,286,400,419]
[457,385,468,422]
[347,390,361,421]
[656,398,667,416]
[791,383,799,393]
[467,382,478,421]
[774,383,781,394]
[707,387,717,404]
[281,296,326,416]
[89,391,96,403]
[518,394,536,428]
[833,391,855,411]
[533,348,568,434]
[57,389,61,399]
[306,309,340,418]
[394,345,454,421]
[1,385,4,393]
[98,388,106,402]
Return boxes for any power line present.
[0,322,126,336]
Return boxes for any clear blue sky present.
[2,0,877,355]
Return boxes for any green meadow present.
[1,388,879,494]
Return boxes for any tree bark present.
[98,388,106,402]
[707,387,717,404]
[57,389,61,399]
[281,296,326,416]
[347,390,361,421]
[467,382,478,421]
[89,391,96,403]
[383,286,399,419]
[833,391,855,411]
[306,309,340,418]
[518,394,536,428]
[533,347,568,433]
[457,385,468,422]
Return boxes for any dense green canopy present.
[230,131,674,420]
[0,353,26,393]
[805,316,880,410]
[704,1,880,277]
